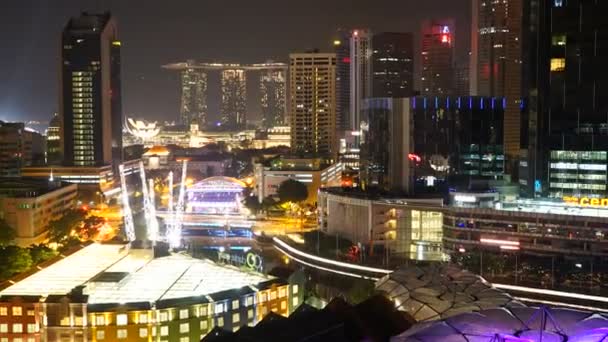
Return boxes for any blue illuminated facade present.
[412,96,507,179]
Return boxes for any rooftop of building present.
[0,178,75,198]
[202,295,414,342]
[0,243,278,308]
[320,187,444,206]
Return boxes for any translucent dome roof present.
[392,306,608,342]
[375,264,523,322]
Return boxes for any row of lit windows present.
[551,150,607,161]
[0,306,34,316]
[551,173,607,180]
[72,71,93,76]
[73,98,93,103]
[550,182,607,190]
[550,162,607,171]
[0,323,37,334]
[72,82,93,87]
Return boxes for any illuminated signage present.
[454,195,476,203]
[563,196,608,207]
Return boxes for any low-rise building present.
[318,188,444,260]
[0,122,45,177]
[142,146,232,178]
[0,179,77,246]
[254,158,343,204]
[0,244,298,342]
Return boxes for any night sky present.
[0,0,470,125]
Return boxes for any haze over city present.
[0,0,470,122]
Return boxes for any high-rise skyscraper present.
[520,0,608,198]
[289,53,337,156]
[349,29,373,131]
[472,0,523,171]
[163,62,287,130]
[46,113,62,165]
[360,98,413,193]
[60,12,122,167]
[220,69,247,129]
[260,68,286,128]
[372,32,414,98]
[0,122,44,177]
[334,29,351,132]
[179,60,208,127]
[420,20,455,96]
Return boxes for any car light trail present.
[272,237,392,275]
[513,296,608,313]
[273,245,379,281]
[494,283,608,303]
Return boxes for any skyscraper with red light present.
[420,19,455,96]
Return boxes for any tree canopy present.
[277,179,308,204]
[47,209,87,244]
[0,219,16,246]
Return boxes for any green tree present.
[0,219,16,246]
[28,244,58,265]
[0,246,32,280]
[277,179,308,204]
[47,209,86,244]
[243,195,262,214]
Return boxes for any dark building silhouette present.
[412,96,506,179]
[372,32,414,98]
[60,12,122,167]
[520,0,608,198]
[334,29,352,132]
[420,19,455,96]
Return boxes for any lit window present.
[96,330,105,340]
[96,315,105,326]
[139,328,148,338]
[27,338,35,342]
[117,329,127,339]
[292,285,299,295]
[279,288,286,298]
[27,324,36,333]
[270,291,277,300]
[246,296,254,307]
[550,58,566,72]
[232,299,239,310]
[179,323,189,333]
[281,301,287,310]
[159,311,169,322]
[0,307,8,316]
[552,35,566,46]
[215,303,224,314]
[0,324,7,333]
[200,305,208,317]
[12,307,22,316]
[293,297,299,307]
[26,309,35,316]
[179,309,188,320]
[139,313,148,324]
[217,317,224,327]
[116,314,127,326]
[554,0,564,7]
[232,313,240,323]
[13,324,23,333]
[160,325,169,336]
[180,338,189,342]
[200,320,208,331]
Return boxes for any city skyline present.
[0,0,471,124]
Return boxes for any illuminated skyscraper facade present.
[420,20,455,96]
[220,69,247,128]
[46,113,62,165]
[289,53,337,156]
[520,0,608,198]
[334,29,351,132]
[260,69,286,128]
[472,0,523,170]
[179,61,208,127]
[60,12,122,167]
[350,29,373,131]
[372,32,414,98]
